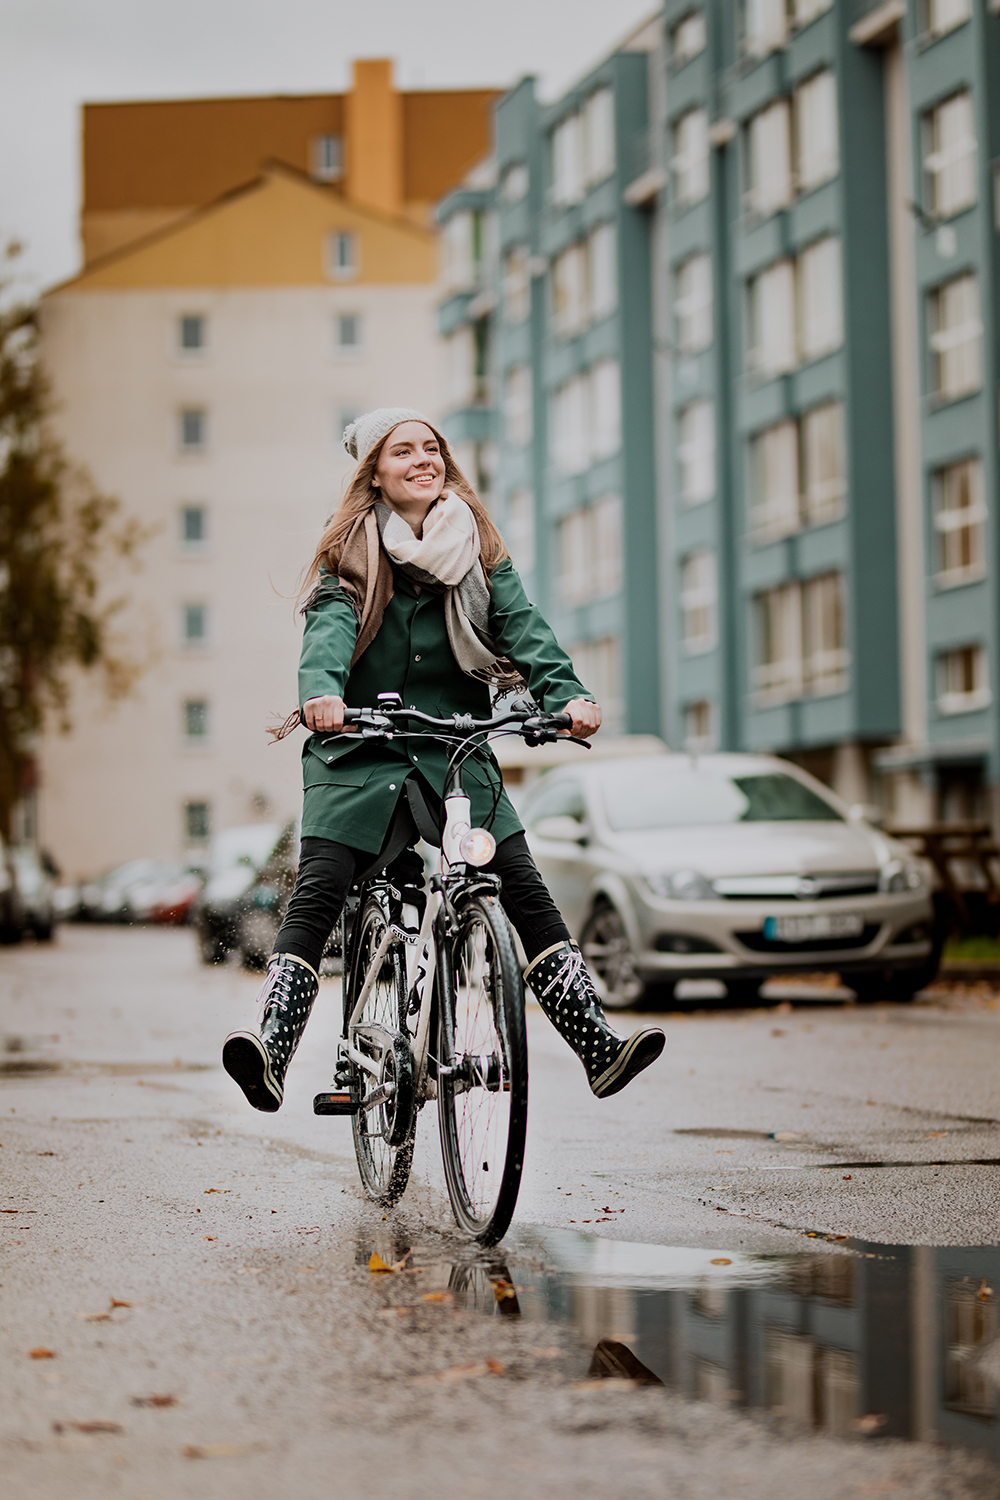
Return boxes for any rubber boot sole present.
[590,1028,665,1099]
[222,1032,283,1113]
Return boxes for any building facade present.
[447,0,1000,818]
[37,62,499,876]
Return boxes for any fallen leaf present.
[925,1132,948,1139]
[979,1280,993,1301]
[71,1420,123,1434]
[773,1132,800,1142]
[203,1237,218,1242]
[76,1312,112,1322]
[710,1258,732,1266]
[770,1029,787,1038]
[422,1291,453,1303]
[204,1188,222,1194]
[368,1249,413,1274]
[131,1394,177,1408]
[852,1413,888,1434]
[775,1001,793,1015]
[486,1359,505,1374]
[29,1348,55,1359]
[182,1443,243,1459]
[109,1299,133,1308]
[842,1175,852,1181]
[600,1207,625,1214]
[492,1278,517,1301]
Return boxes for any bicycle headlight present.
[460,829,496,867]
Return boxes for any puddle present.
[364,1226,1000,1463]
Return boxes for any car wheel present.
[198,928,229,965]
[852,971,925,1004]
[580,902,645,1011]
[32,922,55,943]
[238,908,278,970]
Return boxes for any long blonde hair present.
[301,422,508,598]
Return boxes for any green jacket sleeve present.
[487,558,593,712]
[297,590,359,708]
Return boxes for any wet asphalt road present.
[3,925,1000,1499]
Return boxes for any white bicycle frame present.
[341,788,474,1107]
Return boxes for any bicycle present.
[311,696,588,1245]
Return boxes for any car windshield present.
[601,766,842,831]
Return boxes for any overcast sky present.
[1,0,655,295]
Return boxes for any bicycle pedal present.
[313,1090,359,1116]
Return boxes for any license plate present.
[764,912,865,942]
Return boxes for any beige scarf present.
[329,493,523,688]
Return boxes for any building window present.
[184,800,211,844]
[794,71,839,193]
[802,402,846,526]
[747,259,796,376]
[927,0,970,38]
[557,494,623,606]
[550,362,621,474]
[552,113,585,206]
[938,644,989,714]
[671,11,707,64]
[182,603,208,646]
[183,699,209,741]
[924,92,977,220]
[328,230,358,280]
[568,637,622,733]
[746,100,792,217]
[504,245,531,324]
[335,313,363,351]
[751,419,800,537]
[935,458,985,585]
[505,489,535,575]
[672,109,710,208]
[798,236,843,363]
[675,254,712,354]
[945,1279,998,1417]
[680,550,717,653]
[583,89,616,187]
[754,573,848,702]
[677,400,715,505]
[504,364,533,447]
[180,504,208,547]
[792,0,833,25]
[683,699,714,752]
[501,162,529,203]
[178,408,207,452]
[743,0,788,57]
[177,314,205,353]
[588,222,617,322]
[929,273,981,401]
[447,323,489,408]
[441,210,485,292]
[311,134,343,182]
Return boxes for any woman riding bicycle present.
[223,408,665,1113]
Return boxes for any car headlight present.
[880,860,924,894]
[644,868,715,901]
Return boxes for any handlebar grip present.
[549,712,572,730]
[342,707,362,723]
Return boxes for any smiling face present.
[372,422,446,522]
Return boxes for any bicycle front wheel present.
[437,892,527,1244]
[345,893,415,1206]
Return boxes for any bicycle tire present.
[344,891,415,1205]
[437,892,528,1244]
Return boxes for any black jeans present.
[274,831,570,973]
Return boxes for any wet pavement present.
[3,925,1000,1498]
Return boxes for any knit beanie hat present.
[342,407,434,462]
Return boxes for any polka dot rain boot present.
[222,954,319,1112]
[523,941,665,1099]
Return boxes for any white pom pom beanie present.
[341,407,436,462]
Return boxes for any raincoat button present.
[414,654,421,661]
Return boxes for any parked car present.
[0,832,26,944]
[521,753,939,1009]
[78,858,195,923]
[9,846,58,940]
[147,868,204,925]
[233,822,299,969]
[191,822,281,963]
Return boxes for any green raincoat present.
[297,557,590,854]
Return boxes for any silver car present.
[521,753,937,1009]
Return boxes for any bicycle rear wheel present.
[345,892,415,1205]
[437,892,528,1244]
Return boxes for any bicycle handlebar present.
[329,703,588,748]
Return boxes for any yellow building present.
[38,61,499,877]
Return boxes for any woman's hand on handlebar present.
[303,695,347,732]
[563,698,601,738]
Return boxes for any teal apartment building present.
[436,0,1000,820]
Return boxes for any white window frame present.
[672,108,710,208]
[675,253,713,354]
[181,602,210,649]
[671,11,707,64]
[504,364,533,448]
[746,99,793,217]
[178,407,208,455]
[505,489,535,576]
[312,134,343,182]
[328,230,358,281]
[583,89,616,188]
[176,313,207,358]
[802,572,848,696]
[179,503,209,551]
[743,0,789,58]
[677,400,716,505]
[794,70,839,194]
[680,550,718,654]
[929,272,982,402]
[924,91,977,220]
[682,699,715,753]
[937,644,990,715]
[182,698,211,744]
[588,222,617,323]
[797,236,843,364]
[934,457,986,587]
[750,418,801,539]
[504,244,531,324]
[754,581,803,701]
[747,259,796,377]
[334,312,364,355]
[792,0,832,25]
[802,402,847,526]
[927,0,970,39]
[551,113,585,206]
[551,243,588,337]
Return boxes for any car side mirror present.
[848,803,885,828]
[532,815,587,844]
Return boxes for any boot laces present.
[259,962,297,1023]
[538,946,586,1003]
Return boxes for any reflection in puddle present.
[361,1226,1000,1462]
